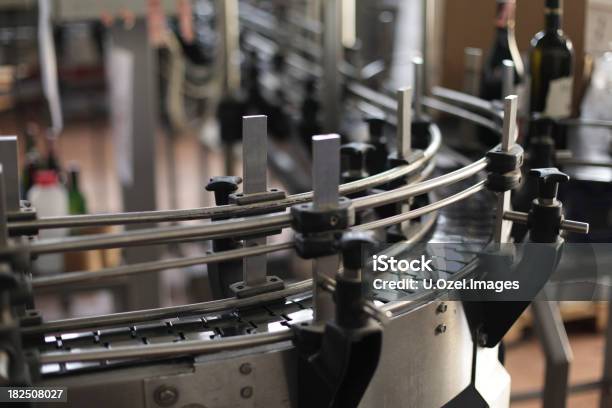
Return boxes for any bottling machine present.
[0,1,609,407]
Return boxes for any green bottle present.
[67,164,87,215]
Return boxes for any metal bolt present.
[240,386,253,399]
[436,303,448,314]
[329,216,338,226]
[239,363,252,375]
[435,324,447,335]
[154,385,179,407]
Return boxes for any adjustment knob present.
[340,231,377,271]
[206,176,243,206]
[341,142,375,182]
[529,168,569,201]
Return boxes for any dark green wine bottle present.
[529,0,574,118]
[480,0,524,101]
[67,165,87,215]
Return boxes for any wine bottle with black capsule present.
[529,0,574,119]
[480,0,524,101]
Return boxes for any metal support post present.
[322,0,343,132]
[493,95,518,244]
[229,116,284,298]
[0,137,20,213]
[312,134,341,324]
[463,48,483,96]
[413,57,425,121]
[532,299,573,408]
[242,116,268,287]
[502,60,515,99]
[397,87,413,236]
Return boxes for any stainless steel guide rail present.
[7,125,441,233]
[6,149,483,257]
[24,175,490,340]
[30,164,439,291]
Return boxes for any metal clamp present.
[503,168,589,243]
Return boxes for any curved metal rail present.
[8,126,441,233]
[3,136,489,257]
[31,162,439,290]
[30,177,487,340]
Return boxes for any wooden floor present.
[0,115,608,407]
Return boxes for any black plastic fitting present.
[341,142,375,183]
[205,176,242,206]
[291,198,354,234]
[527,168,569,243]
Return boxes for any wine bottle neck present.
[495,1,516,31]
[545,10,561,32]
[545,0,562,32]
[69,171,79,191]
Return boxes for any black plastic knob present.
[341,231,377,270]
[341,142,375,182]
[529,168,569,201]
[206,176,242,206]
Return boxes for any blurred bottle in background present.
[480,0,524,101]
[27,170,69,274]
[67,163,87,215]
[529,0,574,119]
[21,122,42,198]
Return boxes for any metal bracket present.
[230,116,284,298]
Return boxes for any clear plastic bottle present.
[27,170,69,274]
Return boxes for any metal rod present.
[423,96,501,133]
[463,47,483,96]
[559,219,590,235]
[431,86,503,121]
[493,95,518,244]
[39,330,293,364]
[242,115,269,286]
[322,0,343,132]
[353,157,487,211]
[354,180,487,231]
[32,242,294,290]
[502,59,515,98]
[218,0,241,94]
[413,57,425,119]
[19,212,291,256]
[397,87,413,160]
[503,211,589,235]
[23,280,312,336]
[311,134,341,324]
